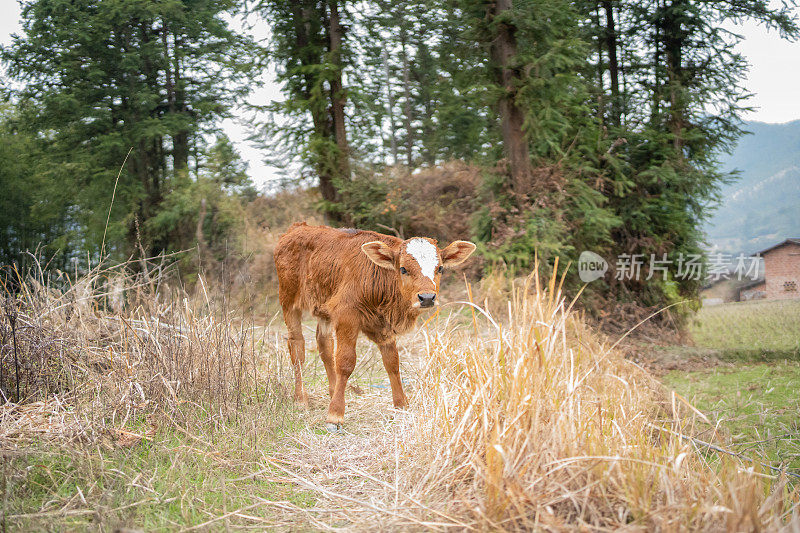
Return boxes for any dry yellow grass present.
[399,270,799,530]
[0,259,297,444]
[1,260,799,530]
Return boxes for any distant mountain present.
[704,120,800,255]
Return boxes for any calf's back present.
[273,222,403,323]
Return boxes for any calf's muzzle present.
[417,292,436,308]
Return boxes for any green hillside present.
[706,120,800,254]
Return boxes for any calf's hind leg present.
[327,320,358,426]
[283,307,308,407]
[316,319,335,398]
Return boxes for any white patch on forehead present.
[405,238,439,282]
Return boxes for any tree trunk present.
[651,0,662,125]
[291,2,337,205]
[163,23,174,115]
[172,31,190,172]
[400,27,414,168]
[594,4,604,123]
[327,0,350,181]
[662,0,685,156]
[602,0,621,126]
[382,45,398,165]
[414,40,436,166]
[488,0,532,195]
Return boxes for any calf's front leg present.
[379,341,408,409]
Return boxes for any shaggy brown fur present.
[274,222,476,426]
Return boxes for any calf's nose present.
[418,292,436,308]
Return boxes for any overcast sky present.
[2,1,799,189]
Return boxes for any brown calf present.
[274,222,476,428]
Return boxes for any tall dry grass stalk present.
[392,266,799,530]
[0,259,289,445]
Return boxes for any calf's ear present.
[441,240,477,267]
[362,241,396,270]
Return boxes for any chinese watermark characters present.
[577,251,761,283]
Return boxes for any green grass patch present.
[664,361,800,472]
[4,404,317,531]
[689,299,800,360]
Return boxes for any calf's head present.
[361,237,476,309]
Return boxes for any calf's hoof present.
[393,395,409,410]
[326,410,344,425]
[293,392,309,409]
[324,422,342,433]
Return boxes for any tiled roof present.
[752,238,800,256]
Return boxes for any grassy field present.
[688,298,800,359]
[665,362,800,470]
[2,268,799,530]
[663,298,800,475]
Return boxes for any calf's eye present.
[400,267,408,275]
[438,265,443,274]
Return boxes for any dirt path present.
[258,322,448,530]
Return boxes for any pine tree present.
[0,102,72,271]
[575,0,798,304]
[2,0,255,259]
[148,134,255,263]
[256,0,351,219]
[486,0,534,194]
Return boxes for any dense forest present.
[1,0,798,317]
